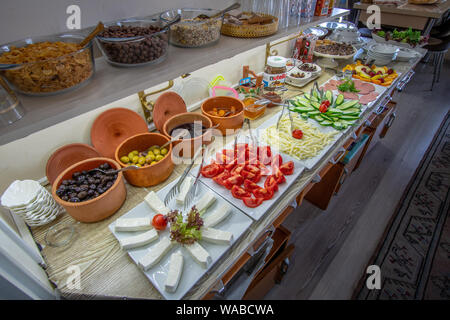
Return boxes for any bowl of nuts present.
[286,70,312,86]
[96,15,173,67]
[52,158,126,223]
[160,8,224,48]
[0,34,95,95]
[115,132,174,187]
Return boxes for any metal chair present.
[423,35,449,91]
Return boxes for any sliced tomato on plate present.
[264,175,279,192]
[201,163,223,178]
[279,161,294,176]
[253,187,274,200]
[270,154,283,168]
[244,179,260,192]
[257,146,272,165]
[245,164,261,175]
[273,167,286,184]
[213,170,231,187]
[241,169,256,181]
[224,158,238,171]
[230,164,245,176]
[224,174,244,190]
[231,185,251,200]
[242,196,264,208]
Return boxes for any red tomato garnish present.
[224,158,238,171]
[253,187,274,200]
[264,175,279,192]
[279,161,294,176]
[319,103,328,113]
[152,214,167,231]
[231,164,245,176]
[292,129,303,139]
[242,196,264,208]
[231,185,251,200]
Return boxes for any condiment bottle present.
[263,56,287,90]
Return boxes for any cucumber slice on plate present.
[321,120,333,126]
[307,110,320,116]
[342,108,361,115]
[335,94,344,106]
[314,115,324,122]
[325,90,333,104]
[336,100,359,110]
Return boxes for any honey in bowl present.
[207,106,237,117]
[243,97,266,120]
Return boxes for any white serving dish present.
[396,47,422,61]
[256,112,342,170]
[297,62,322,78]
[286,70,312,86]
[372,32,427,49]
[367,42,399,55]
[109,178,253,300]
[198,142,305,221]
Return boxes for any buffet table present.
[28,46,426,299]
[354,1,450,35]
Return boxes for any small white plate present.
[1,180,42,209]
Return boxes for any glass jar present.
[263,56,287,90]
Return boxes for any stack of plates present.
[366,43,399,65]
[396,47,422,62]
[1,180,64,226]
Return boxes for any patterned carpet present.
[356,112,450,300]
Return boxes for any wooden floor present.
[265,54,450,300]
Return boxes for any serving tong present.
[184,141,214,211]
[276,99,294,133]
[233,118,258,153]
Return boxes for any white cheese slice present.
[203,204,231,228]
[115,217,152,232]
[185,241,211,269]
[119,229,158,250]
[165,251,184,293]
[138,236,174,271]
[144,191,170,215]
[201,227,233,245]
[196,191,216,213]
[176,176,194,205]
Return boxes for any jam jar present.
[263,56,287,90]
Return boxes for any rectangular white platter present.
[256,112,343,170]
[198,141,305,221]
[108,178,253,300]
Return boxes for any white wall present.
[0,0,234,43]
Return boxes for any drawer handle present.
[396,70,415,92]
[329,147,346,165]
[339,168,349,186]
[385,112,397,129]
[248,227,274,257]
[374,95,392,115]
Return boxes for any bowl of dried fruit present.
[52,158,126,223]
[201,96,244,135]
[0,34,95,96]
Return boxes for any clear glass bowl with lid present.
[0,34,95,96]
[160,8,224,48]
[96,15,172,67]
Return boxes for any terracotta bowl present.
[52,157,126,223]
[115,133,174,187]
[201,96,244,135]
[46,143,101,186]
[90,108,148,159]
[162,112,213,159]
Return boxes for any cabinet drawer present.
[243,244,295,300]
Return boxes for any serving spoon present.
[196,2,241,19]
[79,22,104,48]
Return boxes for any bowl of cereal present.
[96,15,174,67]
[160,8,224,48]
[0,34,95,96]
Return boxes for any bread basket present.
[221,12,278,38]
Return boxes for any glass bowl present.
[44,222,76,248]
[0,34,95,96]
[160,8,224,48]
[96,16,169,67]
